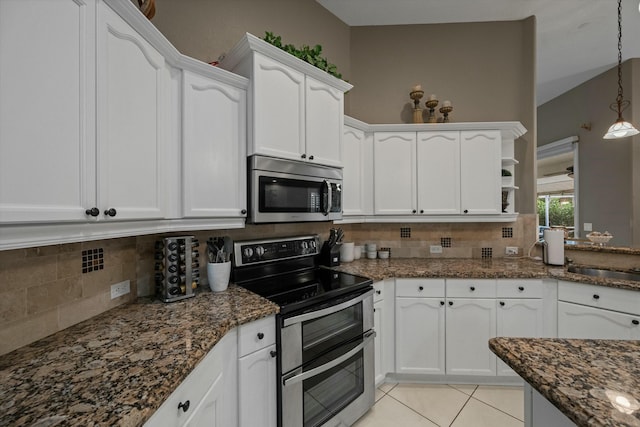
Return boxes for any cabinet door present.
[373,299,384,384]
[238,345,277,427]
[446,298,497,375]
[183,371,225,427]
[97,4,168,221]
[395,297,445,375]
[496,299,543,376]
[252,53,305,161]
[182,71,247,218]
[342,126,373,216]
[558,301,640,340]
[305,76,343,167]
[416,131,461,214]
[374,132,417,215]
[0,0,95,223]
[460,130,501,215]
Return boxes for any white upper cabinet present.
[0,0,96,223]
[182,70,247,218]
[460,130,502,215]
[342,119,373,216]
[96,3,168,221]
[220,33,352,167]
[374,132,417,215]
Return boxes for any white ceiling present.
[316,0,640,105]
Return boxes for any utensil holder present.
[207,261,231,292]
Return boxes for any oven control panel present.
[234,235,319,266]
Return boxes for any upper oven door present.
[248,156,342,223]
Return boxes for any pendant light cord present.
[613,0,630,119]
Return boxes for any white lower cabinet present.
[145,330,237,427]
[557,280,640,340]
[373,280,395,384]
[395,279,446,375]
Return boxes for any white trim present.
[537,136,578,160]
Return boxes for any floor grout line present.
[448,390,474,426]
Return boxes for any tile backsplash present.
[0,214,536,355]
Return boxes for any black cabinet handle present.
[375,290,381,295]
[257,332,264,340]
[241,209,247,215]
[632,320,639,325]
[412,209,417,214]
[500,301,505,306]
[270,350,277,357]
[178,400,190,412]
[470,286,475,291]
[448,301,453,306]
[418,286,424,291]
[104,208,117,217]
[518,286,525,291]
[593,294,600,300]
[309,155,314,160]
[85,207,99,217]
[420,209,424,214]
[301,154,307,159]
[440,301,445,306]
[463,209,469,214]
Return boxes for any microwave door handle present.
[322,180,332,216]
[282,330,376,387]
[283,289,374,327]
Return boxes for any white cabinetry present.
[395,279,446,375]
[182,70,247,218]
[237,316,277,427]
[496,279,544,376]
[96,2,168,221]
[0,0,96,223]
[342,118,374,217]
[373,280,394,384]
[145,330,237,427]
[558,281,640,339]
[445,279,497,376]
[374,132,417,215]
[459,130,502,215]
[220,33,352,168]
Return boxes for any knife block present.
[321,242,342,267]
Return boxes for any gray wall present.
[538,58,640,247]
[150,2,537,215]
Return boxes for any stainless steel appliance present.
[154,235,200,302]
[233,235,374,427]
[248,155,343,223]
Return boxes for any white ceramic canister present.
[340,242,355,262]
[207,261,231,292]
[365,243,377,253]
[353,245,363,260]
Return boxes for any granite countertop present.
[489,337,640,427]
[332,257,640,292]
[0,285,279,427]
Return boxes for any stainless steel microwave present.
[248,155,342,223]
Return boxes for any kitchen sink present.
[567,266,640,282]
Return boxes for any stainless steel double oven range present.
[233,235,375,427]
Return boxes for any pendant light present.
[603,0,639,139]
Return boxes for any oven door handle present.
[283,289,373,327]
[282,330,376,387]
[322,179,332,216]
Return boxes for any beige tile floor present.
[353,383,524,427]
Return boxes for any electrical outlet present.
[111,280,131,299]
[584,222,593,232]
[430,245,443,254]
[505,246,519,255]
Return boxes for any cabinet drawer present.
[496,279,543,298]
[238,315,276,357]
[373,281,385,302]
[558,281,640,315]
[395,278,444,298]
[446,279,496,298]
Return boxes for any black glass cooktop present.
[238,267,372,315]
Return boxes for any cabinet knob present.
[376,290,381,295]
[500,301,505,306]
[309,155,314,160]
[632,320,639,325]
[412,209,417,214]
[241,209,247,215]
[301,154,307,159]
[85,207,99,217]
[440,301,445,306]
[178,400,190,412]
[448,301,453,306]
[593,294,600,300]
[518,286,525,292]
[470,286,475,291]
[270,350,278,358]
[104,208,117,217]
[420,209,424,214]
[463,209,469,214]
[257,332,264,340]
[418,286,424,291]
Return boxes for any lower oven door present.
[281,330,375,427]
